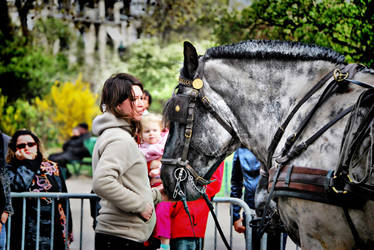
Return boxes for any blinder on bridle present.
[162,75,236,199]
[165,94,190,125]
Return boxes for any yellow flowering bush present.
[35,75,100,141]
[1,76,100,146]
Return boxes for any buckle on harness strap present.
[333,69,349,82]
[331,174,352,194]
[185,128,192,138]
[201,96,210,106]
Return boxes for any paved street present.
[66,176,297,250]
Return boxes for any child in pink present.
[139,113,171,250]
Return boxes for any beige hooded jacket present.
[92,112,162,242]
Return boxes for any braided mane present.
[204,40,345,63]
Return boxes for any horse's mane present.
[204,40,345,63]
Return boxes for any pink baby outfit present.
[139,130,172,240]
[139,130,168,161]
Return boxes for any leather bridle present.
[161,75,236,199]
[161,73,236,250]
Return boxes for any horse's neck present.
[204,59,343,167]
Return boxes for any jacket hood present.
[92,112,131,136]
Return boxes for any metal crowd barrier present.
[8,192,97,250]
[211,197,253,250]
[209,197,296,250]
[7,193,296,250]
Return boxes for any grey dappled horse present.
[161,40,374,249]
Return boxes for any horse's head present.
[161,42,240,201]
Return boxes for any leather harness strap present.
[266,64,365,172]
[266,65,345,172]
[276,105,354,165]
[268,165,331,194]
[258,64,374,244]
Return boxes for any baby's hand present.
[149,168,161,178]
[150,160,161,170]
[150,177,162,186]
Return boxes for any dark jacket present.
[0,133,10,167]
[0,132,12,215]
[0,167,13,216]
[230,147,260,223]
[6,156,72,250]
[62,132,91,160]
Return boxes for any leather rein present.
[161,72,236,250]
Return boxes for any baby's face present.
[142,123,162,144]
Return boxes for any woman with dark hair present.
[5,129,72,250]
[92,73,165,249]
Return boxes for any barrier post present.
[212,197,254,250]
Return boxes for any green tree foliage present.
[0,19,78,103]
[213,0,374,67]
[125,38,184,112]
[140,0,229,42]
[125,38,214,112]
[33,17,76,51]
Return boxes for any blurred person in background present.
[49,123,91,178]
[143,90,152,115]
[231,147,285,250]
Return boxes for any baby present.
[139,113,171,250]
[139,113,168,187]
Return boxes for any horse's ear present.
[183,41,198,79]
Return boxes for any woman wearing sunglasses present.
[5,129,73,250]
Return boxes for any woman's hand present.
[0,212,9,232]
[15,148,36,160]
[140,202,153,221]
[234,218,246,233]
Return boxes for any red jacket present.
[170,162,224,238]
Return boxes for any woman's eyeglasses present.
[16,142,37,149]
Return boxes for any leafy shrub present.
[32,17,76,51]
[35,75,100,142]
